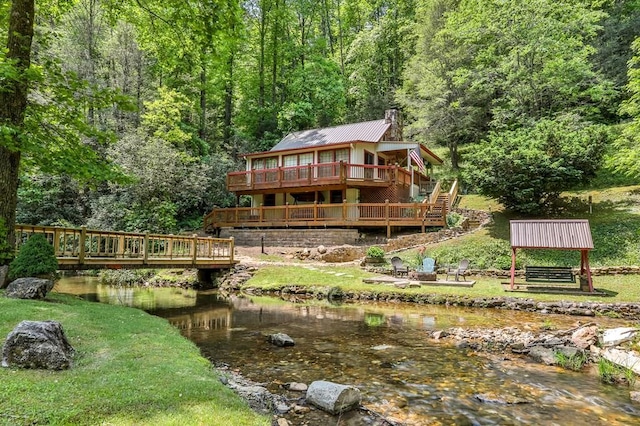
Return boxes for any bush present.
[0,218,13,265]
[446,212,464,228]
[9,234,58,280]
[366,246,385,259]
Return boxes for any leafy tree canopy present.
[465,115,610,214]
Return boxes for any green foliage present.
[465,116,610,214]
[446,212,464,228]
[366,246,385,259]
[9,234,58,279]
[598,358,637,387]
[555,351,588,371]
[0,218,13,265]
[608,37,640,180]
[16,174,84,226]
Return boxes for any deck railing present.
[14,224,234,269]
[228,162,413,192]
[204,200,447,233]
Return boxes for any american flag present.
[409,148,426,174]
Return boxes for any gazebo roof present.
[510,219,594,250]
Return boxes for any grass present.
[245,264,640,303]
[598,358,637,387]
[396,185,640,270]
[0,293,269,426]
[555,351,588,371]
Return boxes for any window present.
[263,194,276,206]
[252,157,277,170]
[330,190,343,204]
[319,148,349,163]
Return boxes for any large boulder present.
[2,320,74,370]
[5,277,54,300]
[306,380,361,414]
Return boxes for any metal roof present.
[510,219,594,250]
[270,119,390,152]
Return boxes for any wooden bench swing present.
[525,266,574,283]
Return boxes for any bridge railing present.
[14,224,234,267]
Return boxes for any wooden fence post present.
[53,228,60,256]
[143,232,149,265]
[192,234,198,265]
[167,234,173,259]
[78,226,87,265]
[229,236,235,263]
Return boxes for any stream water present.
[55,276,640,425]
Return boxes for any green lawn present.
[246,264,640,303]
[0,293,269,426]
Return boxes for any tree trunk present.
[0,0,35,278]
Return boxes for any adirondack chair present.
[417,257,436,273]
[446,259,470,281]
[391,256,410,277]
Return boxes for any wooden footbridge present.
[14,224,235,271]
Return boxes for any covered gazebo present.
[509,219,594,292]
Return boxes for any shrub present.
[366,246,385,259]
[446,212,464,228]
[9,234,58,279]
[0,218,13,265]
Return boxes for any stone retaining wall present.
[221,228,359,247]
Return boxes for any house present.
[204,110,457,238]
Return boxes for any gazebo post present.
[510,247,517,289]
[581,250,594,292]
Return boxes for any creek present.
[55,276,640,425]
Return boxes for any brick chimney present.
[384,109,403,141]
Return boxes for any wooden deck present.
[227,162,413,194]
[14,225,235,270]
[204,200,448,237]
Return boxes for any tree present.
[400,0,614,170]
[465,115,609,214]
[0,0,35,275]
[608,37,640,179]
[1,0,125,282]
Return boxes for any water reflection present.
[55,276,640,425]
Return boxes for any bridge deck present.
[15,225,235,270]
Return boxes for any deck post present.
[192,234,198,265]
[385,199,391,238]
[313,201,318,222]
[285,202,290,223]
[342,199,347,221]
[78,226,87,265]
[143,232,149,265]
[229,237,234,263]
[259,204,264,223]
[167,234,173,259]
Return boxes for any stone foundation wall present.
[221,228,360,247]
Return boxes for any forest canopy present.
[1,0,640,237]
